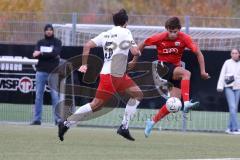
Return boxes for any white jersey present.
[91,26,137,77]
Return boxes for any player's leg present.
[121,84,143,129]
[152,87,181,122]
[65,74,114,126]
[145,87,181,137]
[58,97,105,141]
[173,67,199,112]
[117,75,143,141]
[64,98,105,127]
[58,74,115,141]
[31,72,47,125]
[144,62,177,137]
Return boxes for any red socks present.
[152,80,190,123]
[181,79,190,102]
[152,104,170,123]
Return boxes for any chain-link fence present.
[0,12,72,44]
[1,12,240,45]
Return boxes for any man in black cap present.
[30,24,62,125]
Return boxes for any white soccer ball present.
[166,97,182,113]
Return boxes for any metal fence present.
[0,12,240,45]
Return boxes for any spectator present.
[30,24,62,125]
[217,48,240,134]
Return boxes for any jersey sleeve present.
[91,32,104,47]
[144,33,163,46]
[184,34,198,53]
[126,30,137,47]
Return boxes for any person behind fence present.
[30,24,62,125]
[217,48,240,134]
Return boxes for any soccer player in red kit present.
[135,17,210,137]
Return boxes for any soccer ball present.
[166,97,182,113]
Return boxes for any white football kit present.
[91,26,137,77]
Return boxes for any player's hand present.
[78,65,87,73]
[127,60,137,71]
[33,51,41,58]
[201,72,210,80]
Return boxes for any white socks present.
[64,103,92,128]
[121,98,140,129]
[74,103,92,115]
[64,98,140,129]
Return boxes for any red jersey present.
[144,31,198,66]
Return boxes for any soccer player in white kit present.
[58,9,143,141]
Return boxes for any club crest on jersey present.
[175,42,180,46]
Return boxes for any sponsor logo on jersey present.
[163,48,178,54]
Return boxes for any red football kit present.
[95,74,135,101]
[144,31,198,66]
[144,31,199,122]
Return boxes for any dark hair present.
[113,9,128,26]
[165,17,181,30]
[44,24,54,31]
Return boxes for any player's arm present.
[132,41,146,62]
[128,30,141,57]
[128,42,145,67]
[130,38,141,57]
[79,32,103,73]
[128,42,148,71]
[138,41,147,53]
[130,46,141,56]
[194,49,209,79]
[131,33,161,63]
[127,31,142,70]
[78,40,97,73]
[128,45,142,70]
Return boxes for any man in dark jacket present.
[30,24,62,125]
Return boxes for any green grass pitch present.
[0,124,240,160]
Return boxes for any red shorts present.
[95,74,136,101]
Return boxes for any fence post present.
[185,15,190,34]
[182,15,190,132]
[71,12,77,46]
